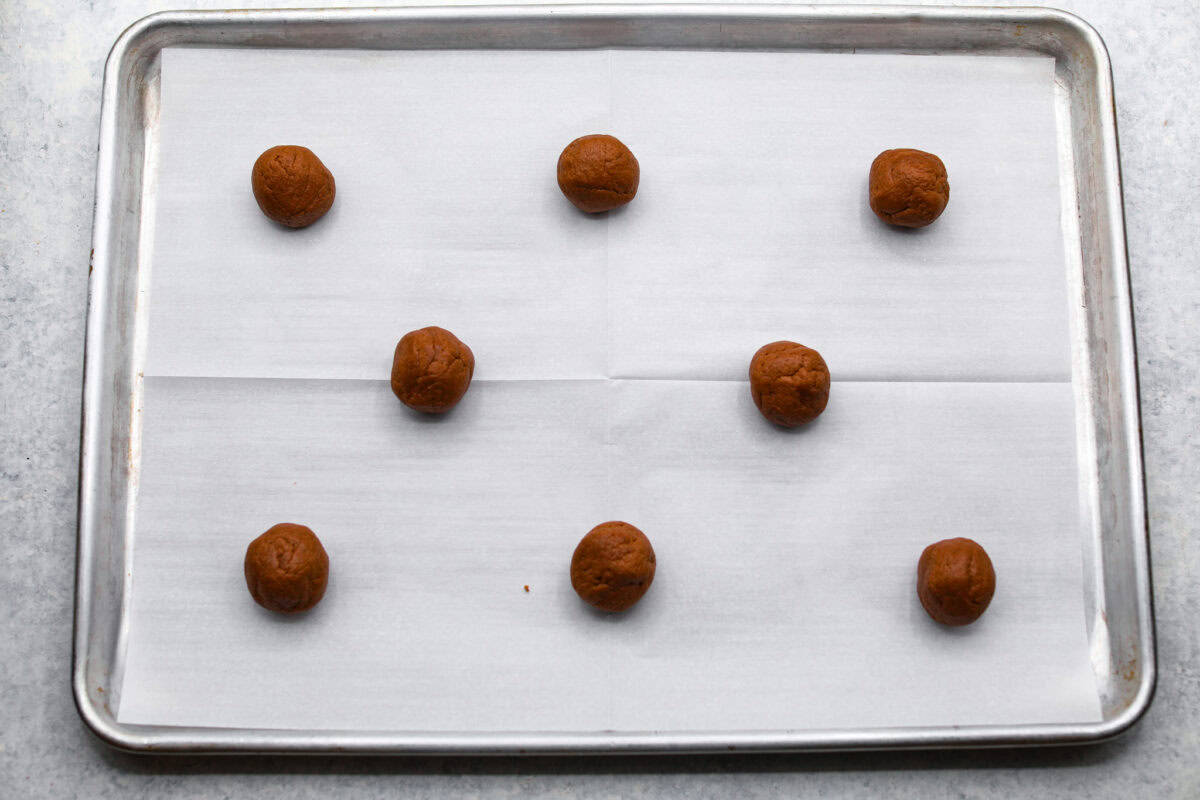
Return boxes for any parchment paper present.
[145,48,1068,383]
[117,47,1101,731]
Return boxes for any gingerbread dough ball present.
[917,537,996,626]
[749,341,831,428]
[391,326,475,413]
[251,145,336,228]
[244,523,329,614]
[557,134,640,213]
[868,148,949,228]
[570,521,656,612]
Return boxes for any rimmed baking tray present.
[75,4,1153,754]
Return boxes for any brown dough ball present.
[244,523,329,614]
[749,341,831,428]
[868,148,949,228]
[917,537,996,626]
[251,145,336,228]
[570,521,656,613]
[557,134,640,213]
[390,326,475,413]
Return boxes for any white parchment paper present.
[145,48,1068,383]
[118,47,1100,731]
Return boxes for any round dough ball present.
[917,537,996,626]
[570,521,656,613]
[868,148,949,228]
[244,523,329,614]
[749,341,831,427]
[557,134,640,213]
[251,145,336,228]
[390,326,475,413]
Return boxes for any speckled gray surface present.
[1,0,1197,796]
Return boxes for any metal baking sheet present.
[74,4,1153,754]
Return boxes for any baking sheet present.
[117,46,1101,731]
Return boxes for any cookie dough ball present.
[868,148,949,228]
[917,538,996,626]
[557,134,640,213]
[391,326,475,413]
[251,145,336,228]
[749,341,831,428]
[244,523,329,614]
[570,521,656,613]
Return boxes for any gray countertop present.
[2,1,1197,796]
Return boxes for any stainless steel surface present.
[74,3,1153,754]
